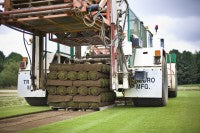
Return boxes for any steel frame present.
[0,0,111,34]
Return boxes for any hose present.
[23,31,32,67]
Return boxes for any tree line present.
[0,49,199,87]
[0,51,22,87]
[169,49,200,84]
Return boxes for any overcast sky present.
[0,0,200,56]
[129,0,200,53]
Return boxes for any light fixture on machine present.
[154,50,161,64]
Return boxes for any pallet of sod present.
[47,63,115,110]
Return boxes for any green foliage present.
[0,61,20,87]
[4,52,22,63]
[0,51,5,72]
[170,49,200,85]
[0,52,22,87]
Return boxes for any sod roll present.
[49,102,59,107]
[78,86,89,96]
[47,86,57,95]
[68,71,78,80]
[56,86,67,95]
[101,93,106,102]
[68,101,79,108]
[104,79,110,87]
[73,64,110,73]
[73,79,108,87]
[77,71,88,81]
[101,64,108,73]
[47,80,73,87]
[67,86,78,96]
[48,95,73,102]
[100,92,116,102]
[57,71,68,80]
[89,87,101,96]
[74,64,85,71]
[90,102,99,109]
[58,102,68,108]
[79,102,89,109]
[88,71,108,80]
[47,71,57,80]
[57,64,74,71]
[49,64,59,71]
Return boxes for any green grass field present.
[178,84,200,90]
[0,105,50,119]
[0,91,50,119]
[23,91,200,133]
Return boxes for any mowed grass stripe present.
[23,91,200,133]
[0,105,50,119]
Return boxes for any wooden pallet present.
[50,35,106,46]
[11,0,69,9]
[1,0,111,34]
[50,103,115,111]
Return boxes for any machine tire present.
[168,70,178,98]
[168,90,177,98]
[133,98,165,107]
[133,54,168,107]
[25,97,48,106]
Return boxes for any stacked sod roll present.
[47,63,116,110]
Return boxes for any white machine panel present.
[134,48,163,67]
[123,40,132,55]
[125,68,162,98]
[18,71,46,97]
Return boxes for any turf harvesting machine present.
[0,0,177,109]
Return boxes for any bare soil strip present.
[0,110,92,133]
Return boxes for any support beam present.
[31,34,45,90]
[75,46,81,59]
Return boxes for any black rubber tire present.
[168,90,177,98]
[25,97,48,106]
[133,55,168,107]
[133,98,165,107]
[168,69,178,98]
